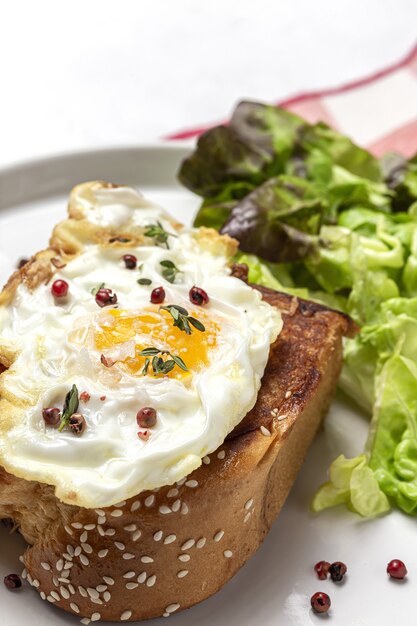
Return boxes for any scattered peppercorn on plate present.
[0,145,414,626]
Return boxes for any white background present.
[1,0,417,166]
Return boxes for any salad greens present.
[179,100,417,518]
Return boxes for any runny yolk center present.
[94,308,218,379]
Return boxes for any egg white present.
[0,186,282,507]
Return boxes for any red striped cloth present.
[167,41,417,157]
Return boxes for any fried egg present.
[0,182,282,508]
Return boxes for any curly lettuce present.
[178,100,417,518]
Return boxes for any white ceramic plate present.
[0,145,413,626]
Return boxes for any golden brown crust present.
[0,290,351,622]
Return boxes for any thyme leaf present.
[58,384,79,432]
[91,282,105,295]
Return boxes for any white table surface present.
[1,0,417,167]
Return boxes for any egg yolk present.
[94,308,218,380]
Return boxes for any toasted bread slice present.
[0,286,353,621]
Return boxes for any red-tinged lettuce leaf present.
[178,101,306,197]
[220,176,324,262]
[381,152,417,212]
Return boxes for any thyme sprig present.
[58,384,79,432]
[144,221,177,249]
[160,304,205,335]
[139,347,188,376]
[160,260,181,284]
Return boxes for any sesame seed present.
[181,503,189,515]
[52,576,59,586]
[40,592,46,600]
[97,525,105,536]
[123,553,135,560]
[285,390,292,399]
[80,619,90,625]
[185,480,198,488]
[153,531,163,541]
[47,595,56,603]
[181,539,195,550]
[21,569,27,580]
[98,549,108,558]
[103,591,111,602]
[91,598,103,605]
[166,603,180,613]
[277,414,287,421]
[80,554,90,566]
[126,582,139,590]
[141,556,154,563]
[115,500,127,507]
[96,585,107,592]
[50,591,60,601]
[164,534,176,544]
[111,509,123,517]
[244,512,251,523]
[163,613,170,618]
[98,516,106,525]
[82,543,93,554]
[137,572,147,583]
[64,525,73,535]
[41,562,51,571]
[245,498,254,510]
[95,509,105,516]
[167,488,179,498]
[115,541,125,551]
[62,553,71,561]
[32,579,40,588]
[177,570,189,578]
[196,537,206,548]
[78,586,88,597]
[103,576,115,585]
[159,505,171,514]
[132,530,142,542]
[171,499,181,512]
[124,524,137,532]
[84,524,96,530]
[80,531,88,543]
[67,545,75,556]
[70,602,80,613]
[91,613,101,622]
[87,588,100,600]
[260,425,271,437]
[74,546,82,557]
[214,530,224,542]
[64,562,73,570]
[56,558,64,571]
[146,575,156,587]
[130,501,141,512]
[202,455,210,465]
[69,584,75,594]
[178,554,190,562]
[123,571,136,579]
[217,450,226,460]
[105,528,116,536]
[145,495,155,507]
[71,522,83,529]
[58,577,70,584]
[121,611,132,621]
[224,550,233,558]
[176,478,186,486]
[60,587,70,599]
